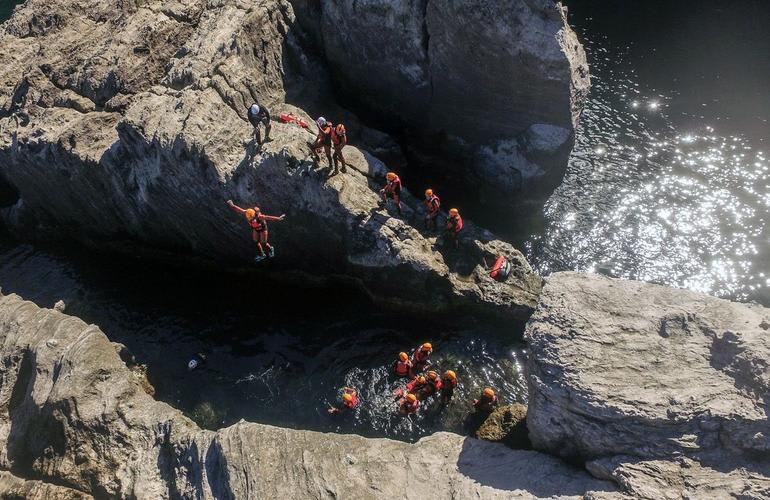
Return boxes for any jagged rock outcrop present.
[526,272,770,498]
[0,0,542,319]
[298,0,590,203]
[0,292,617,499]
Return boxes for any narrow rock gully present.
[0,241,528,443]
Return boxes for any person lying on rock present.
[379,172,403,215]
[328,386,359,414]
[397,393,420,416]
[309,117,334,169]
[331,122,347,175]
[393,351,414,378]
[423,188,441,231]
[227,200,286,262]
[410,342,433,373]
[445,208,464,249]
[247,102,271,147]
[473,387,498,412]
[440,370,457,404]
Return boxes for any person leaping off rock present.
[247,103,271,147]
[227,200,285,262]
[379,172,403,215]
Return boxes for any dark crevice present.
[0,174,21,209]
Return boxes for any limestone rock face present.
[526,272,770,498]
[0,292,616,499]
[0,0,542,319]
[311,0,590,201]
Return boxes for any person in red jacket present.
[473,387,498,412]
[331,123,347,175]
[445,208,463,249]
[393,352,413,378]
[310,117,334,168]
[379,172,403,215]
[227,200,286,262]
[423,188,441,231]
[419,370,442,399]
[440,370,458,404]
[328,387,359,414]
[411,342,433,373]
[397,393,419,416]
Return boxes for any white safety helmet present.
[317,116,327,127]
[187,359,199,370]
[249,104,260,115]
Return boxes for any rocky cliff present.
[0,291,616,499]
[0,0,542,320]
[526,272,770,499]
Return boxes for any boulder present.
[526,271,770,497]
[474,403,530,449]
[0,0,542,320]
[0,291,617,499]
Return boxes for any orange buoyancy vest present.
[447,214,463,233]
[424,194,440,213]
[248,214,267,231]
[394,360,411,376]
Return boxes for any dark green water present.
[0,0,23,22]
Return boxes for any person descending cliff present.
[473,387,498,412]
[393,352,413,378]
[397,393,420,416]
[247,103,271,147]
[445,208,463,249]
[423,188,441,231]
[379,172,403,215]
[328,386,359,414]
[310,117,334,169]
[440,370,457,404]
[227,200,286,262]
[331,122,347,175]
[411,342,433,373]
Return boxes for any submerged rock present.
[0,0,542,320]
[526,272,770,498]
[0,292,616,499]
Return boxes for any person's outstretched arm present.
[262,214,285,221]
[227,200,247,215]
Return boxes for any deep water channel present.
[0,243,527,440]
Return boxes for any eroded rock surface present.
[526,272,770,498]
[0,292,616,499]
[0,0,541,319]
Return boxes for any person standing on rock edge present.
[310,117,334,169]
[473,387,498,412]
[331,122,347,175]
[423,188,441,231]
[247,103,271,147]
[227,200,285,262]
[379,172,403,215]
[445,208,463,249]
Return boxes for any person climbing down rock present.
[440,370,457,404]
[473,387,498,412]
[397,393,420,416]
[411,342,433,373]
[331,122,347,174]
[328,387,358,414]
[423,188,441,231]
[247,103,271,146]
[489,255,512,282]
[379,172,403,215]
[445,208,464,249]
[393,351,413,378]
[227,200,286,262]
[309,117,334,169]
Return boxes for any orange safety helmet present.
[342,393,353,403]
[421,342,433,351]
[425,188,433,197]
[483,387,496,398]
[427,370,438,380]
[444,370,457,381]
[398,352,409,362]
[245,208,256,219]
[406,393,417,403]
[386,172,397,181]
[416,376,426,384]
[449,208,459,216]
[335,123,346,134]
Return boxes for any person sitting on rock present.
[423,188,441,231]
[473,387,498,412]
[227,200,286,262]
[440,370,457,404]
[411,342,433,373]
[445,208,463,249]
[310,117,334,169]
[393,352,413,378]
[331,122,348,175]
[328,387,358,414]
[247,103,271,146]
[379,172,403,215]
[397,393,420,416]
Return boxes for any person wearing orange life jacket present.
[473,387,498,412]
[423,188,441,232]
[397,393,420,416]
[331,123,347,175]
[379,172,403,215]
[310,117,334,168]
[393,352,413,378]
[227,200,286,262]
[405,375,428,395]
[411,342,433,373]
[418,370,443,399]
[445,208,463,249]
[328,386,359,414]
[440,370,458,404]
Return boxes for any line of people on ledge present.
[327,341,499,417]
